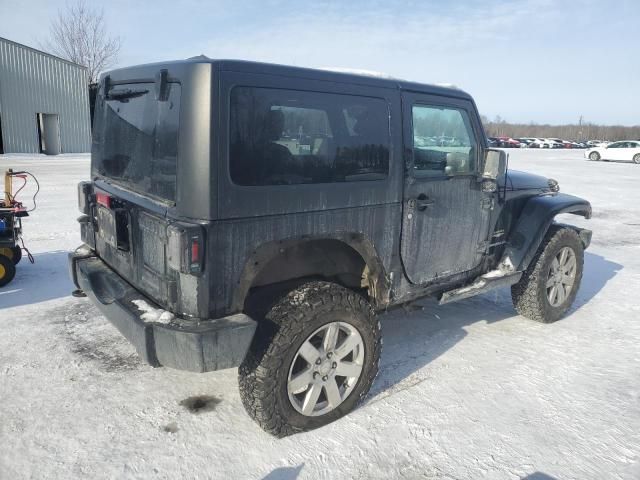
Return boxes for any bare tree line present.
[37,0,638,143]
[42,0,120,84]
[481,115,640,141]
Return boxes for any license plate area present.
[97,206,117,248]
[97,206,130,251]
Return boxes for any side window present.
[411,105,477,176]
[229,87,390,186]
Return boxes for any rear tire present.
[0,246,21,265]
[238,281,381,437]
[633,154,640,164]
[0,254,16,287]
[12,246,22,265]
[511,226,584,323]
[589,152,600,161]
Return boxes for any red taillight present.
[167,224,205,275]
[191,237,200,264]
[96,192,111,208]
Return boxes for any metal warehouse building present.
[0,37,91,155]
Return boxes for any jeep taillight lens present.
[190,237,200,265]
[77,181,93,215]
[96,192,111,209]
[167,223,205,275]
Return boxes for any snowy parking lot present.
[0,149,638,479]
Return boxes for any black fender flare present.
[501,193,592,272]
[231,233,391,311]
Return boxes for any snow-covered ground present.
[0,150,638,480]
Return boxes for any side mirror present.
[483,149,507,181]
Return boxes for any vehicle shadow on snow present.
[368,251,621,401]
[369,294,511,401]
[0,250,73,310]
[574,252,622,308]
[520,473,557,480]
[261,464,304,480]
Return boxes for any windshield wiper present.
[106,88,149,101]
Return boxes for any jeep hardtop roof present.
[102,57,473,101]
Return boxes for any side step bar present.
[439,271,522,305]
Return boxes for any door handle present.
[409,194,435,211]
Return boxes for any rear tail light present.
[167,223,205,275]
[190,237,200,265]
[77,181,93,214]
[96,192,112,209]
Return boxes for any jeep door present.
[400,93,492,285]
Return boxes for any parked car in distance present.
[585,140,640,163]
[517,138,537,148]
[541,138,564,149]
[495,136,521,148]
[548,138,572,149]
[587,140,609,147]
[528,138,546,148]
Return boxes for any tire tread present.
[511,226,583,323]
[238,281,381,437]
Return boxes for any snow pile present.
[1,151,639,479]
[131,299,175,324]
[319,66,399,79]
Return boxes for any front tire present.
[511,226,584,323]
[589,152,600,161]
[238,281,381,437]
[633,154,640,164]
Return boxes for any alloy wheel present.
[287,321,365,417]
[545,246,577,307]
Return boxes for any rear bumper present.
[68,247,257,373]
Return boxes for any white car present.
[540,138,564,149]
[528,138,547,148]
[585,140,640,163]
[517,137,535,147]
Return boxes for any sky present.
[1,0,638,125]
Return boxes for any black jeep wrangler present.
[69,58,592,436]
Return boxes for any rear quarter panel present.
[208,69,404,317]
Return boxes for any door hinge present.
[481,198,495,210]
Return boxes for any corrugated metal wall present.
[0,37,91,153]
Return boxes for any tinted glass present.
[92,82,181,202]
[411,105,477,176]
[230,87,389,186]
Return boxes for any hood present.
[505,170,556,192]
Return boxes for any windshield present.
[92,81,181,202]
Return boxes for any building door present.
[36,113,61,155]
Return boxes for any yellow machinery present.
[0,169,36,286]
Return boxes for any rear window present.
[92,82,181,202]
[229,86,390,186]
